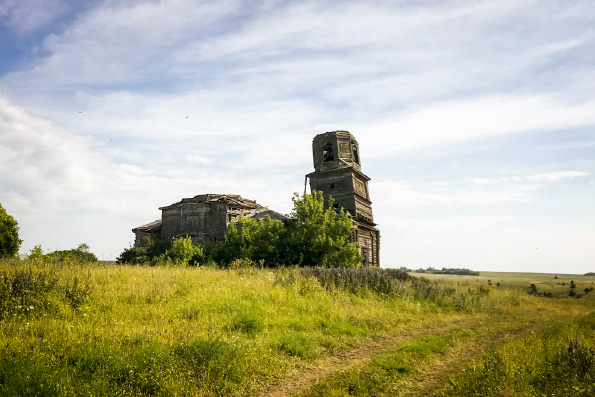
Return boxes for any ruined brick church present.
[132,130,380,265]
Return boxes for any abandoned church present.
[132,130,380,266]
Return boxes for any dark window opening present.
[352,140,359,164]
[323,142,334,162]
[329,183,334,189]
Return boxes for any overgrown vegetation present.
[118,192,360,267]
[438,314,595,396]
[28,243,99,263]
[293,266,456,302]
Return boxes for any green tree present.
[0,203,22,258]
[27,245,45,262]
[219,192,359,267]
[286,191,359,267]
[161,236,204,266]
[117,236,171,265]
[222,216,287,265]
[44,244,98,263]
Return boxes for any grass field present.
[419,271,595,300]
[1,260,594,396]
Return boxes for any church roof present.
[159,194,262,210]
[132,219,162,233]
[249,208,290,222]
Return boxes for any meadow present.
[1,260,594,396]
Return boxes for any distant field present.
[415,271,595,300]
[1,260,594,396]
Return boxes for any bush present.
[44,244,98,264]
[283,267,456,302]
[217,192,360,268]
[117,237,171,265]
[0,203,22,259]
[0,269,59,319]
[161,236,203,266]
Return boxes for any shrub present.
[161,236,203,266]
[44,244,99,264]
[218,192,360,267]
[288,267,456,302]
[0,203,21,258]
[116,237,171,265]
[0,269,59,319]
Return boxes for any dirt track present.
[259,318,538,397]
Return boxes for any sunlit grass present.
[1,260,592,396]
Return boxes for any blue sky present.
[0,0,594,273]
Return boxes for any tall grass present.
[438,313,595,396]
[0,259,589,396]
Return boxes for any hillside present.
[0,260,593,396]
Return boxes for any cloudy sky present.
[1,0,594,273]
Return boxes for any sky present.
[0,0,594,273]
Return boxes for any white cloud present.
[373,179,537,208]
[1,0,595,272]
[0,92,301,258]
[468,171,590,184]
[356,96,595,156]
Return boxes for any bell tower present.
[306,130,380,266]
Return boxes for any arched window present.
[323,142,334,162]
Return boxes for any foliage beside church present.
[118,192,360,267]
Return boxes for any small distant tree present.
[160,236,204,266]
[0,203,22,258]
[529,284,538,295]
[45,244,98,263]
[27,245,44,262]
[570,280,577,289]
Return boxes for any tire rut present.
[258,319,475,397]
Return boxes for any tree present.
[0,203,22,258]
[218,191,360,267]
[285,191,359,267]
[117,236,171,265]
[221,216,287,265]
[161,236,204,266]
[44,244,99,263]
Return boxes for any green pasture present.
[0,260,594,396]
[415,271,595,300]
